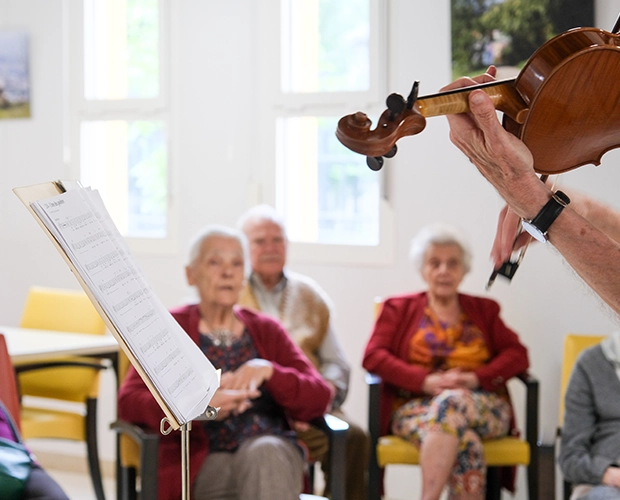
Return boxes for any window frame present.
[254,0,394,266]
[66,0,178,255]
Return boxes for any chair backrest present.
[20,285,106,335]
[0,333,21,429]
[559,333,607,426]
[18,286,107,401]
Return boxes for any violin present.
[336,26,620,173]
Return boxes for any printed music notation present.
[24,185,219,427]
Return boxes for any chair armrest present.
[15,356,111,374]
[366,373,381,445]
[515,371,539,450]
[111,419,159,500]
[515,371,541,499]
[110,419,159,445]
[366,372,383,500]
[309,414,348,500]
[310,413,349,434]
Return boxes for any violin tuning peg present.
[386,93,407,119]
[406,81,420,109]
[383,145,397,159]
[366,156,384,171]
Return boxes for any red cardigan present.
[363,292,529,491]
[118,304,333,500]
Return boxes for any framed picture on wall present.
[451,0,595,80]
[0,31,30,119]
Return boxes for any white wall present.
[2,1,620,499]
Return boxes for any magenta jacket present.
[118,304,333,500]
[0,403,15,441]
[363,292,529,491]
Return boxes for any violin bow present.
[485,174,552,289]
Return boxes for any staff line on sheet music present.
[126,310,157,335]
[99,269,133,292]
[140,329,168,353]
[154,348,181,376]
[85,251,119,271]
[112,290,145,313]
[72,231,107,250]
[59,211,94,229]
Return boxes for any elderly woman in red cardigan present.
[118,225,333,500]
[363,223,529,500]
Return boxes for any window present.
[259,0,393,264]
[69,0,173,251]
[277,116,380,246]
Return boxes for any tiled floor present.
[46,470,332,500]
[45,468,116,500]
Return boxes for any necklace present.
[199,318,237,347]
[206,328,236,347]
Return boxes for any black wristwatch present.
[521,190,570,243]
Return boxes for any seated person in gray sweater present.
[560,332,620,500]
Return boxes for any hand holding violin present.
[441,68,551,222]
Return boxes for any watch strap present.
[527,190,570,234]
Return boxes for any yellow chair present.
[558,333,607,500]
[368,299,540,500]
[110,349,160,500]
[16,286,109,500]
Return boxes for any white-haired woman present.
[118,225,333,500]
[363,223,529,500]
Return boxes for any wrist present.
[502,172,551,220]
[513,187,554,220]
[521,190,571,243]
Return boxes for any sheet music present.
[28,186,219,425]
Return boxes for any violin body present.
[336,27,620,175]
[505,27,620,174]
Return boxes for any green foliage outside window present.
[451,0,594,79]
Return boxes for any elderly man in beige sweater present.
[237,204,369,500]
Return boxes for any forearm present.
[547,206,620,315]
[501,178,620,315]
[320,362,348,409]
[560,447,612,484]
[561,189,620,246]
[318,325,350,407]
[267,363,332,420]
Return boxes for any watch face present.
[521,220,547,243]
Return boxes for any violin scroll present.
[336,81,427,170]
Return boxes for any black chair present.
[111,348,348,500]
[111,414,348,500]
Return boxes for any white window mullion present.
[69,0,175,253]
[268,0,394,265]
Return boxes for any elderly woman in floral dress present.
[363,223,529,500]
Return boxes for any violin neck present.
[417,78,528,125]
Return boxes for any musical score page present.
[26,185,219,426]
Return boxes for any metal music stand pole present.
[181,421,191,500]
[161,405,219,500]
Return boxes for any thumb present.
[469,89,501,135]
